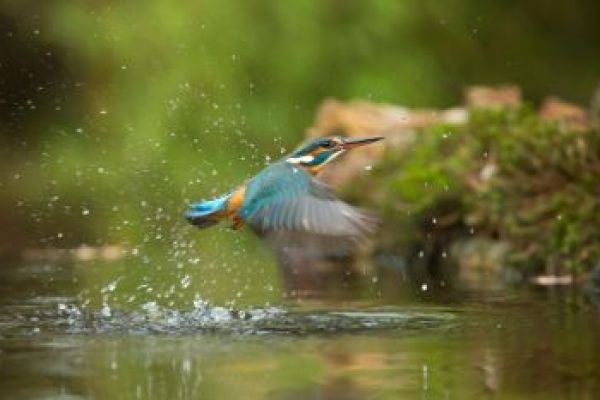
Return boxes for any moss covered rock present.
[351,105,600,275]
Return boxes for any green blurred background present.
[1,0,599,307]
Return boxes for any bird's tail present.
[185,194,230,229]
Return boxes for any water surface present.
[0,261,599,400]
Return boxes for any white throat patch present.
[285,149,346,166]
[286,155,314,164]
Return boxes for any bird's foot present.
[230,216,245,230]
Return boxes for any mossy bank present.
[349,105,600,279]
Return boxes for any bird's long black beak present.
[342,136,384,149]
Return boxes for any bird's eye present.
[322,141,335,149]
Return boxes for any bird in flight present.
[185,136,383,250]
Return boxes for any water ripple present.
[0,302,456,337]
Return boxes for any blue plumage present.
[240,162,309,221]
[186,194,230,228]
[240,161,376,237]
[186,135,383,237]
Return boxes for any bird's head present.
[286,135,383,174]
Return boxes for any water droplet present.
[102,280,118,293]
[180,275,191,289]
[182,359,192,374]
[100,304,111,317]
[142,301,159,314]
[193,298,206,309]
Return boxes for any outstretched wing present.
[239,162,378,239]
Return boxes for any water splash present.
[1,300,456,337]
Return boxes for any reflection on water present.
[0,260,599,399]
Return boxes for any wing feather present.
[241,162,378,239]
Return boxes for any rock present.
[539,96,590,131]
[465,85,522,108]
[21,244,126,262]
[307,98,467,185]
[99,245,125,261]
[75,245,97,261]
[309,98,467,139]
[450,238,513,290]
[530,274,573,286]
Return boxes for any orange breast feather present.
[226,186,246,216]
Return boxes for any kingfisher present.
[185,135,383,244]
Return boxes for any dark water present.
[1,261,599,400]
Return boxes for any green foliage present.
[1,1,600,296]
[2,0,600,248]
[368,107,600,273]
[471,109,600,272]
